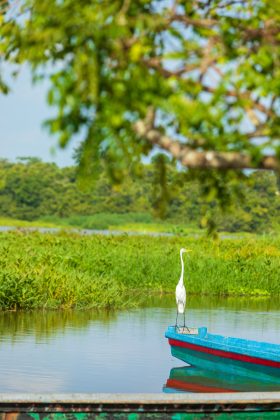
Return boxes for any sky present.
[0,66,79,167]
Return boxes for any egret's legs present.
[183,312,190,332]
[175,310,178,330]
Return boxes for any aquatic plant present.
[0,231,279,310]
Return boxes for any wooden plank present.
[0,393,278,414]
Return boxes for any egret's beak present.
[180,248,192,254]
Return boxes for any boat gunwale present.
[165,326,280,362]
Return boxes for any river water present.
[0,296,279,393]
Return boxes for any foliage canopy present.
[0,158,279,233]
[1,0,280,204]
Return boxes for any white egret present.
[175,248,191,328]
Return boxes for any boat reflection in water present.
[164,365,280,393]
[164,364,280,393]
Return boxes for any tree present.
[1,0,280,193]
[0,158,280,232]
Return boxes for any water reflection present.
[0,296,278,392]
[146,294,280,312]
[0,309,116,341]
[164,365,280,393]
[0,295,280,341]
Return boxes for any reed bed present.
[0,231,279,310]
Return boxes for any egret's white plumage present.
[175,248,191,326]
[176,282,186,314]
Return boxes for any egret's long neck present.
[179,252,184,284]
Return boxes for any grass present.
[40,213,155,230]
[0,231,279,310]
[40,213,201,235]
[0,217,61,228]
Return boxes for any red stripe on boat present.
[166,378,236,393]
[169,338,280,368]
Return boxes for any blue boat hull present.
[166,326,280,377]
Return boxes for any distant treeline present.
[0,157,279,233]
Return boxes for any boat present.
[163,365,280,394]
[165,326,280,377]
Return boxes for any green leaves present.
[0,157,280,233]
[0,0,280,209]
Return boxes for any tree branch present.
[142,57,198,77]
[201,85,274,118]
[141,56,274,122]
[134,119,280,171]
[169,14,217,28]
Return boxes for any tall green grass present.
[40,213,154,230]
[0,217,60,228]
[0,231,279,310]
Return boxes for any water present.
[0,226,243,239]
[0,226,173,237]
[0,296,279,393]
